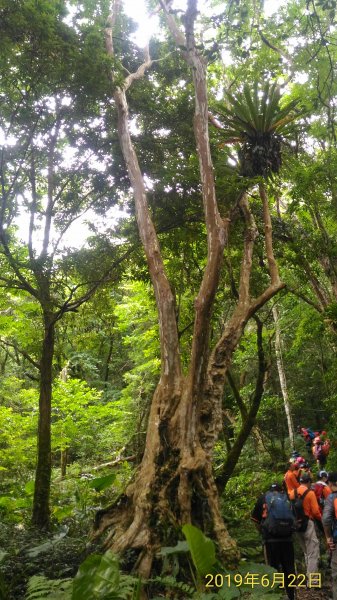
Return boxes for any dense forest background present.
[1,0,337,598]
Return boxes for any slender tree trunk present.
[272,305,295,450]
[60,363,69,479]
[216,319,268,491]
[32,312,54,529]
[61,448,68,479]
[104,337,113,382]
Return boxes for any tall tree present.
[94,0,286,573]
[0,1,129,528]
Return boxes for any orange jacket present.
[284,469,300,493]
[289,484,322,521]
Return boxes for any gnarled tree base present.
[92,383,239,578]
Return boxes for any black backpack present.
[262,491,295,538]
[292,488,309,532]
[330,493,337,543]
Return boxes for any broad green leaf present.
[88,473,116,491]
[26,528,68,558]
[91,552,120,593]
[53,505,74,521]
[72,554,102,600]
[24,480,35,495]
[72,552,120,600]
[160,540,189,556]
[182,524,216,577]
[217,586,241,599]
[0,497,15,509]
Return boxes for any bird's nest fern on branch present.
[214,83,300,178]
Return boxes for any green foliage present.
[220,83,299,137]
[23,549,142,600]
[154,525,283,599]
[25,528,69,559]
[149,575,195,597]
[215,83,300,177]
[25,575,72,600]
[88,473,116,492]
[72,552,140,600]
[0,0,337,594]
[51,378,103,455]
[182,524,216,578]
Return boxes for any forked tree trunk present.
[94,0,285,577]
[32,312,55,529]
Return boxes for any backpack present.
[322,440,330,457]
[262,491,295,538]
[331,494,337,543]
[301,427,315,441]
[292,488,309,532]
[313,444,324,460]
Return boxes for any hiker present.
[322,472,337,600]
[293,457,306,481]
[284,460,300,495]
[312,436,330,468]
[300,427,315,454]
[289,473,321,579]
[291,450,301,460]
[251,483,296,600]
[312,470,331,516]
[298,461,313,481]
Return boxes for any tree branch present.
[286,285,322,312]
[0,230,39,298]
[105,4,181,383]
[161,0,230,392]
[216,317,268,492]
[91,455,137,471]
[237,193,259,305]
[259,30,295,86]
[0,338,40,370]
[40,113,61,261]
[226,370,248,420]
[259,183,280,286]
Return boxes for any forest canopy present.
[1,0,337,598]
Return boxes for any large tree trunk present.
[94,369,239,574]
[32,312,54,529]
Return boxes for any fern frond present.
[25,575,72,600]
[150,575,195,597]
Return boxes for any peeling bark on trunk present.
[32,312,54,529]
[272,305,295,450]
